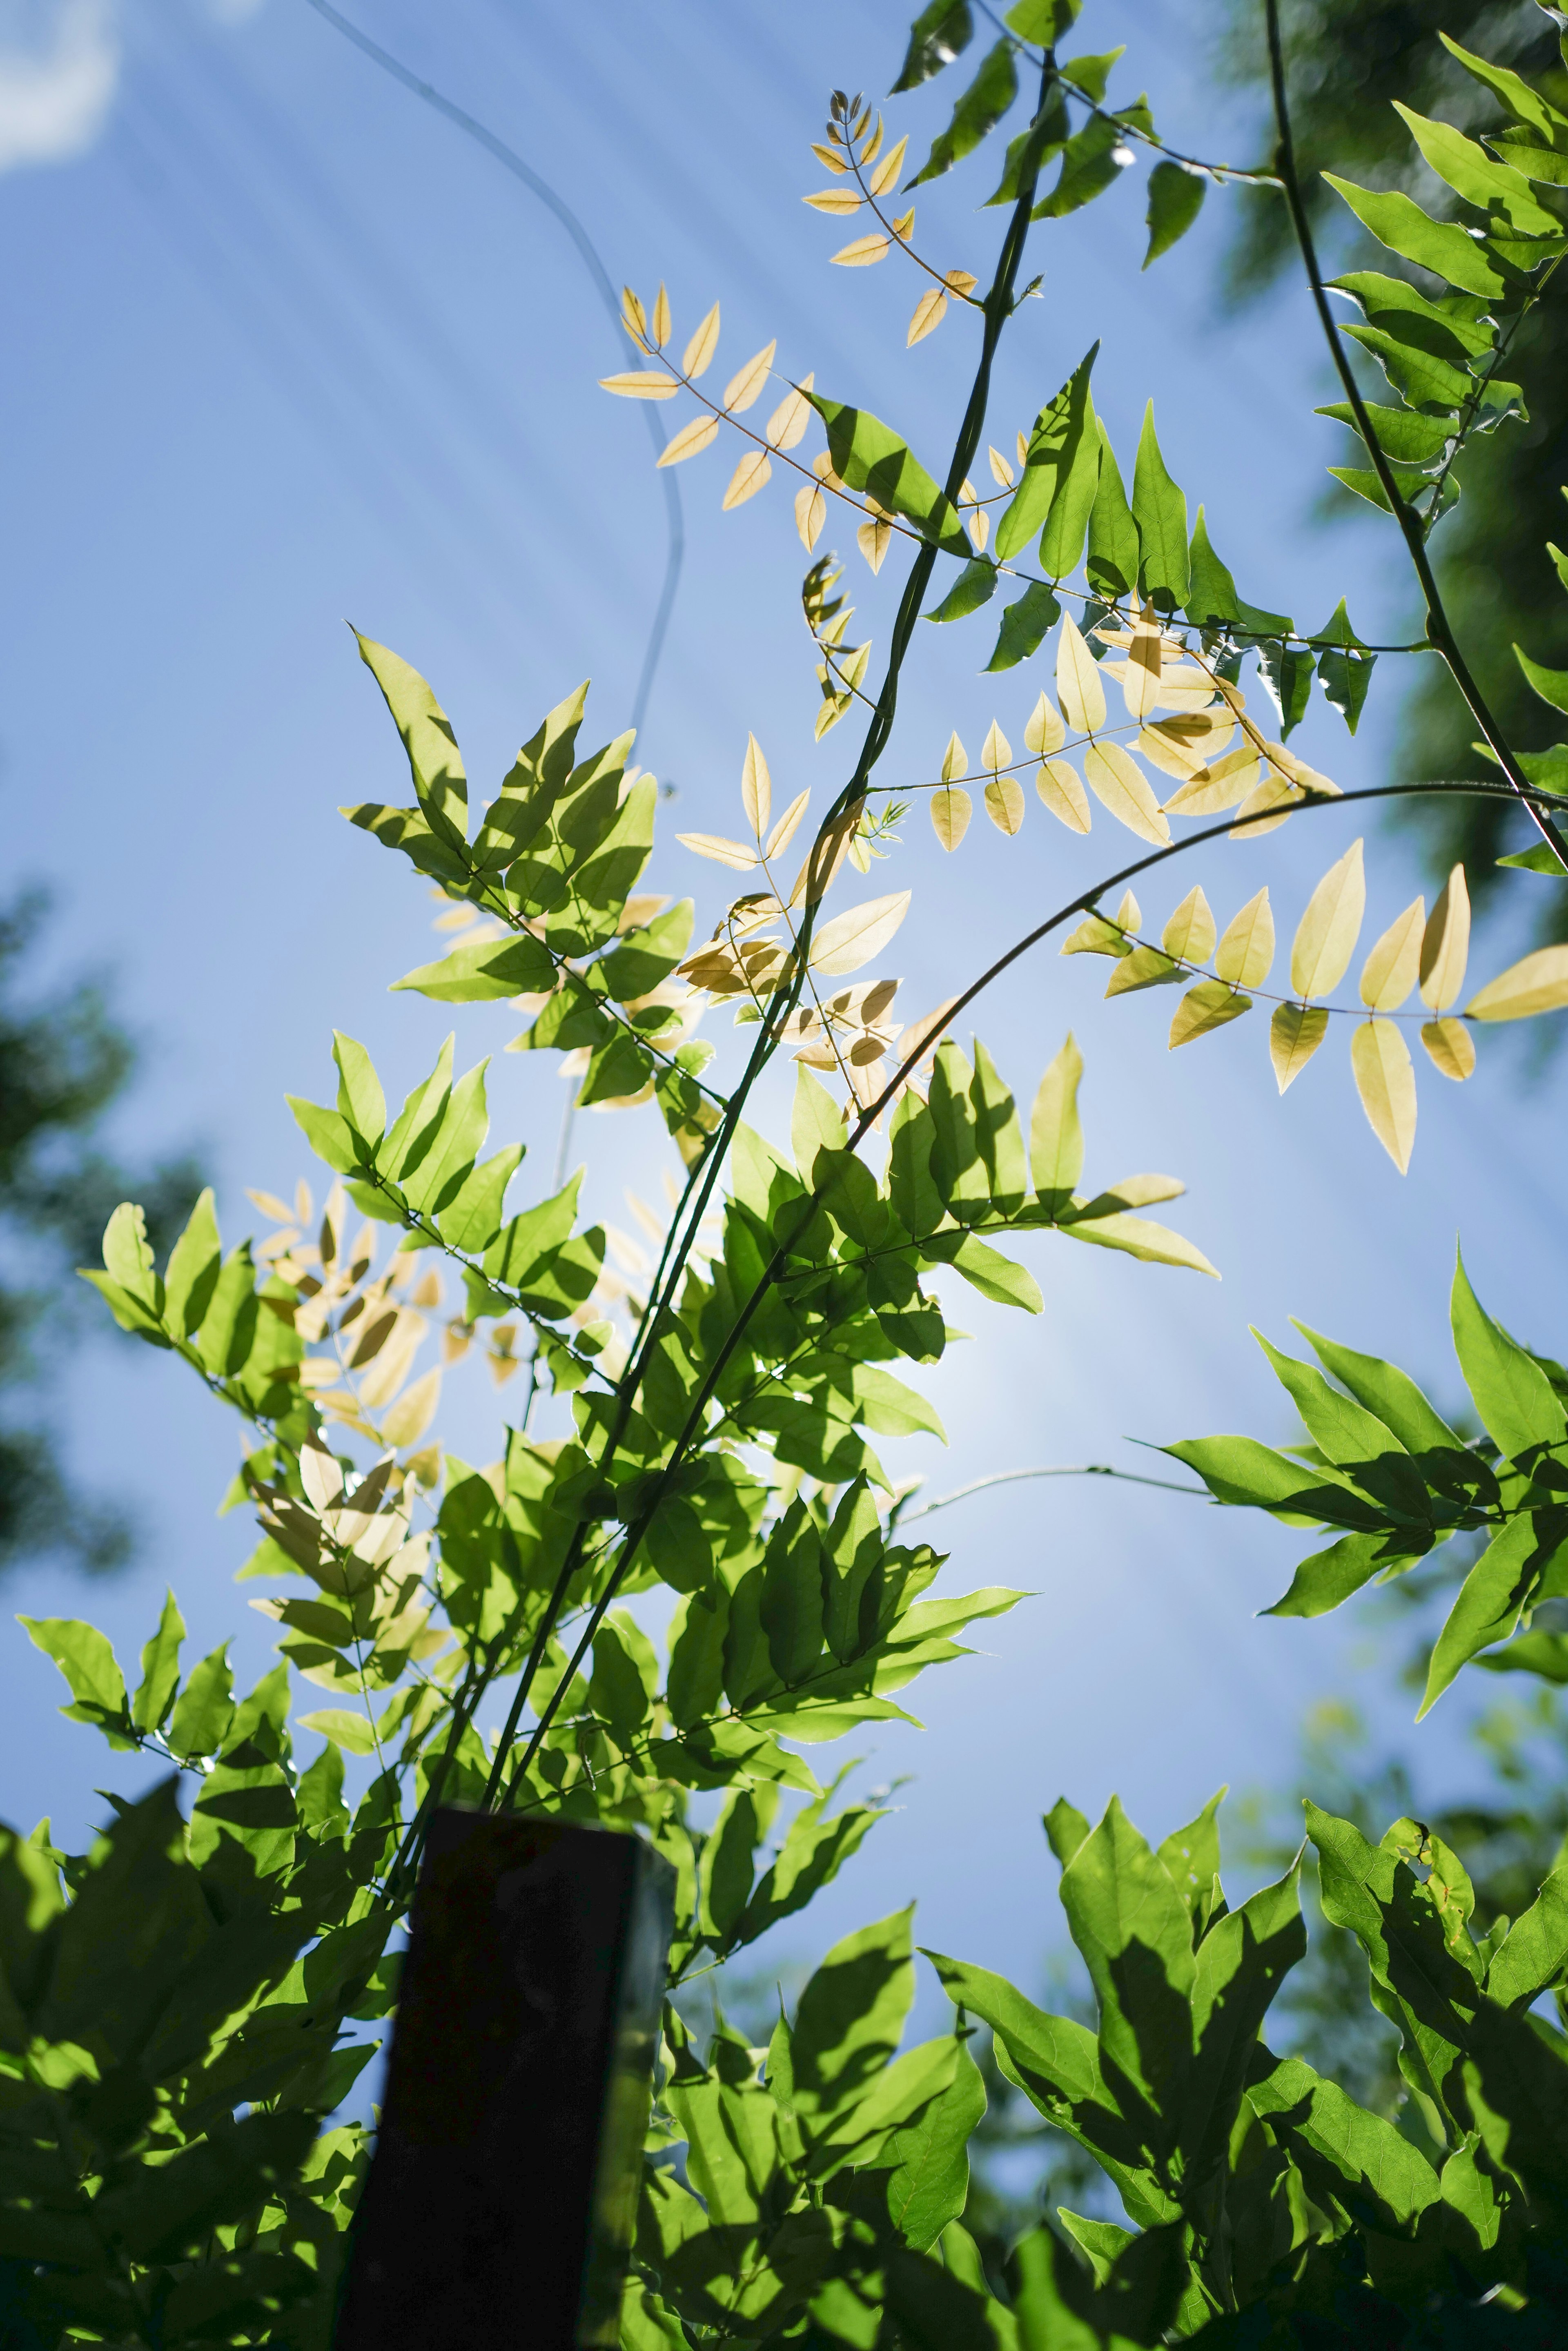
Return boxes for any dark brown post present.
[334,1811,673,2350]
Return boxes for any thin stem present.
[1263,0,1568,872]
[890,1464,1212,1527]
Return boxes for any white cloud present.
[0,0,119,174]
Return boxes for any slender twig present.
[890,1463,1210,1527]
[1263,0,1568,872]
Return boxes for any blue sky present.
[3,0,1566,2015]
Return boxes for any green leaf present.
[1499,841,1568,876]
[20,1619,133,1749]
[1293,1321,1461,1455]
[1474,1628,1568,1680]
[1486,1867,1568,2009]
[597,900,694,1001]
[806,393,968,553]
[911,39,1018,186]
[332,1031,387,1143]
[392,929,555,1002]
[927,559,998,624]
[1143,158,1205,265]
[893,0,973,94]
[296,1708,377,1757]
[1439,32,1568,141]
[1182,507,1291,637]
[885,2041,987,2250]
[1393,103,1563,239]
[1045,1796,1090,1867]
[1451,1244,1566,1460]
[985,581,1062,671]
[1323,173,1510,299]
[131,1591,185,1735]
[1263,1530,1403,1620]
[167,1646,235,1760]
[102,1201,157,1307]
[1060,1212,1217,1279]
[1085,422,1138,600]
[95,2108,317,2264]
[1419,1512,1552,1718]
[1005,0,1081,37]
[162,1188,221,1339]
[355,632,468,847]
[437,1143,524,1255]
[286,1095,363,1178]
[791,1908,915,2123]
[1128,404,1189,611]
[1315,398,1455,466]
[1251,1330,1407,1470]
[1060,1795,1195,2110]
[928,1230,1044,1313]
[993,344,1099,566]
[1258,639,1315,738]
[1037,113,1134,223]
[1157,1787,1226,1937]
[1245,2045,1439,2230]
[1028,1034,1083,1210]
[1162,1435,1332,1514]
[1515,644,1568,716]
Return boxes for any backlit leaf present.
[1161,886,1215,965]
[810,891,911,977]
[1466,944,1568,1021]
[1161,744,1259,816]
[1030,1034,1084,1204]
[805,186,865,216]
[652,282,671,345]
[1170,980,1250,1047]
[1359,898,1425,1011]
[1036,760,1090,832]
[1351,1020,1417,1173]
[931,790,968,856]
[1421,1017,1475,1080]
[985,777,1025,835]
[1270,1003,1328,1092]
[1055,613,1105,733]
[1024,694,1065,756]
[657,414,721,468]
[742,735,772,838]
[1291,842,1365,1000]
[767,375,815,450]
[677,832,760,870]
[832,234,892,266]
[1144,159,1206,266]
[724,452,773,509]
[908,288,949,345]
[724,342,777,413]
[1214,890,1274,988]
[1420,865,1470,1011]
[797,484,826,549]
[683,303,721,378]
[767,789,811,859]
[599,371,680,399]
[1084,744,1168,843]
[980,720,1011,773]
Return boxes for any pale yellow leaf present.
[988,444,1015,489]
[1116,891,1142,931]
[1161,885,1216,965]
[1229,772,1302,838]
[981,719,1011,774]
[766,789,811,860]
[1106,945,1180,996]
[766,373,815,451]
[620,286,647,344]
[931,787,971,851]
[861,118,885,167]
[1083,743,1169,845]
[1352,1019,1417,1173]
[246,1188,294,1223]
[1016,429,1029,472]
[1215,889,1274,989]
[1024,694,1065,757]
[1290,840,1365,1000]
[676,831,760,870]
[1036,759,1090,833]
[833,233,891,266]
[1466,943,1568,1021]
[1122,613,1164,719]
[944,268,978,294]
[890,208,915,239]
[908,288,948,345]
[682,302,721,379]
[742,734,772,839]
[294,1180,314,1226]
[1137,710,1234,782]
[968,505,990,554]
[789,803,860,905]
[809,889,911,977]
[1170,980,1251,1047]
[1056,613,1106,734]
[811,141,848,174]
[652,282,671,347]
[383,1366,441,1451]
[599,371,679,399]
[796,483,826,551]
[804,187,865,215]
[724,340,777,414]
[657,412,720,468]
[1421,1017,1476,1079]
[433,903,480,930]
[858,516,893,572]
[1160,745,1259,816]
[941,732,967,785]
[298,1434,344,1512]
[1061,912,1127,957]
[868,136,909,194]
[1269,1002,1328,1093]
[1420,864,1470,1011]
[1359,896,1425,1010]
[724,450,773,509]
[985,776,1025,835]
